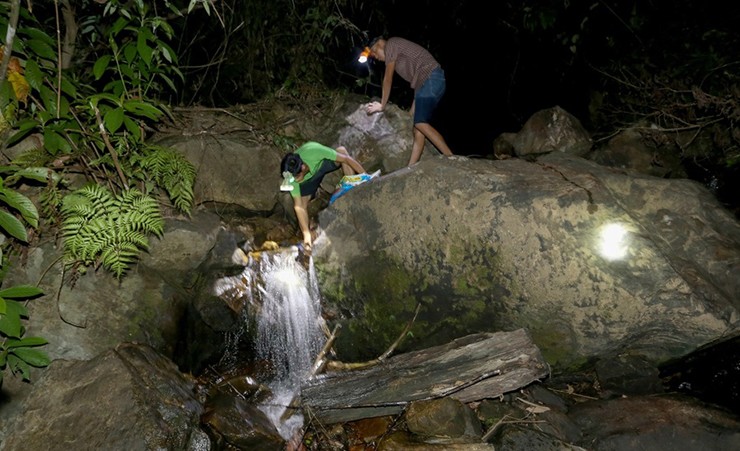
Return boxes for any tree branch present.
[0,0,21,85]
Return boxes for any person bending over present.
[280,141,365,250]
[365,36,454,166]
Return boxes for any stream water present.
[213,245,325,441]
[254,247,324,439]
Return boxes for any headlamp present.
[358,47,371,63]
[280,171,295,192]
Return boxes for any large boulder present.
[313,152,740,370]
[0,343,208,450]
[2,208,222,363]
[511,106,593,158]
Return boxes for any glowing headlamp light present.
[358,47,371,63]
[280,171,295,192]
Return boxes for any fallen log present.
[300,328,549,424]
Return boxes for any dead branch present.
[323,302,422,372]
[310,323,341,376]
[0,0,20,85]
[482,413,546,442]
[92,103,129,189]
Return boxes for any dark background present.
[170,1,739,160]
[331,1,739,156]
[151,0,739,209]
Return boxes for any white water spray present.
[215,245,324,440]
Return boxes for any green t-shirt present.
[287,141,338,198]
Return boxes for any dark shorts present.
[299,159,340,197]
[414,67,446,124]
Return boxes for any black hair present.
[281,153,303,176]
[368,36,383,48]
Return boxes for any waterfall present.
[256,249,323,383]
[214,244,324,441]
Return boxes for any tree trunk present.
[301,328,549,424]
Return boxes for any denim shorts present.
[414,67,446,124]
[299,159,340,197]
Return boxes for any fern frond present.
[140,145,196,215]
[117,210,164,236]
[101,242,141,279]
[11,147,55,167]
[78,217,116,261]
[60,184,164,280]
[61,184,116,216]
[39,182,64,227]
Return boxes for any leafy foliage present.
[0,284,49,385]
[0,1,199,276]
[0,1,192,193]
[61,184,164,279]
[0,173,48,385]
[0,177,38,245]
[134,145,196,215]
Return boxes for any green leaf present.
[0,300,26,338]
[43,128,64,154]
[93,55,112,80]
[0,189,39,228]
[6,118,40,147]
[123,101,163,120]
[22,27,55,46]
[12,167,63,185]
[110,17,128,36]
[0,285,43,299]
[159,74,177,92]
[123,43,138,65]
[0,297,5,315]
[136,59,150,80]
[120,64,135,81]
[0,209,28,242]
[157,21,175,39]
[25,39,56,60]
[6,336,48,348]
[0,78,12,106]
[123,116,142,140]
[60,77,78,97]
[7,354,31,380]
[39,85,58,115]
[104,107,125,133]
[89,93,121,108]
[24,60,44,91]
[137,33,153,66]
[11,348,50,367]
[57,94,71,117]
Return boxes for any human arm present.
[366,60,396,114]
[293,195,313,249]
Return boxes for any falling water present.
[256,248,323,383]
[214,244,325,440]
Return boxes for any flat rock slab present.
[301,328,549,424]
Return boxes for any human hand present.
[366,101,383,114]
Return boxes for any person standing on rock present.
[280,141,366,250]
[363,36,454,166]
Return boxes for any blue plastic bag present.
[329,170,381,204]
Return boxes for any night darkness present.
[329,1,739,160]
[340,2,611,156]
[167,0,739,209]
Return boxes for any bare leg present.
[335,146,356,175]
[409,127,427,165]
[415,122,454,157]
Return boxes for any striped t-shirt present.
[384,37,441,90]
